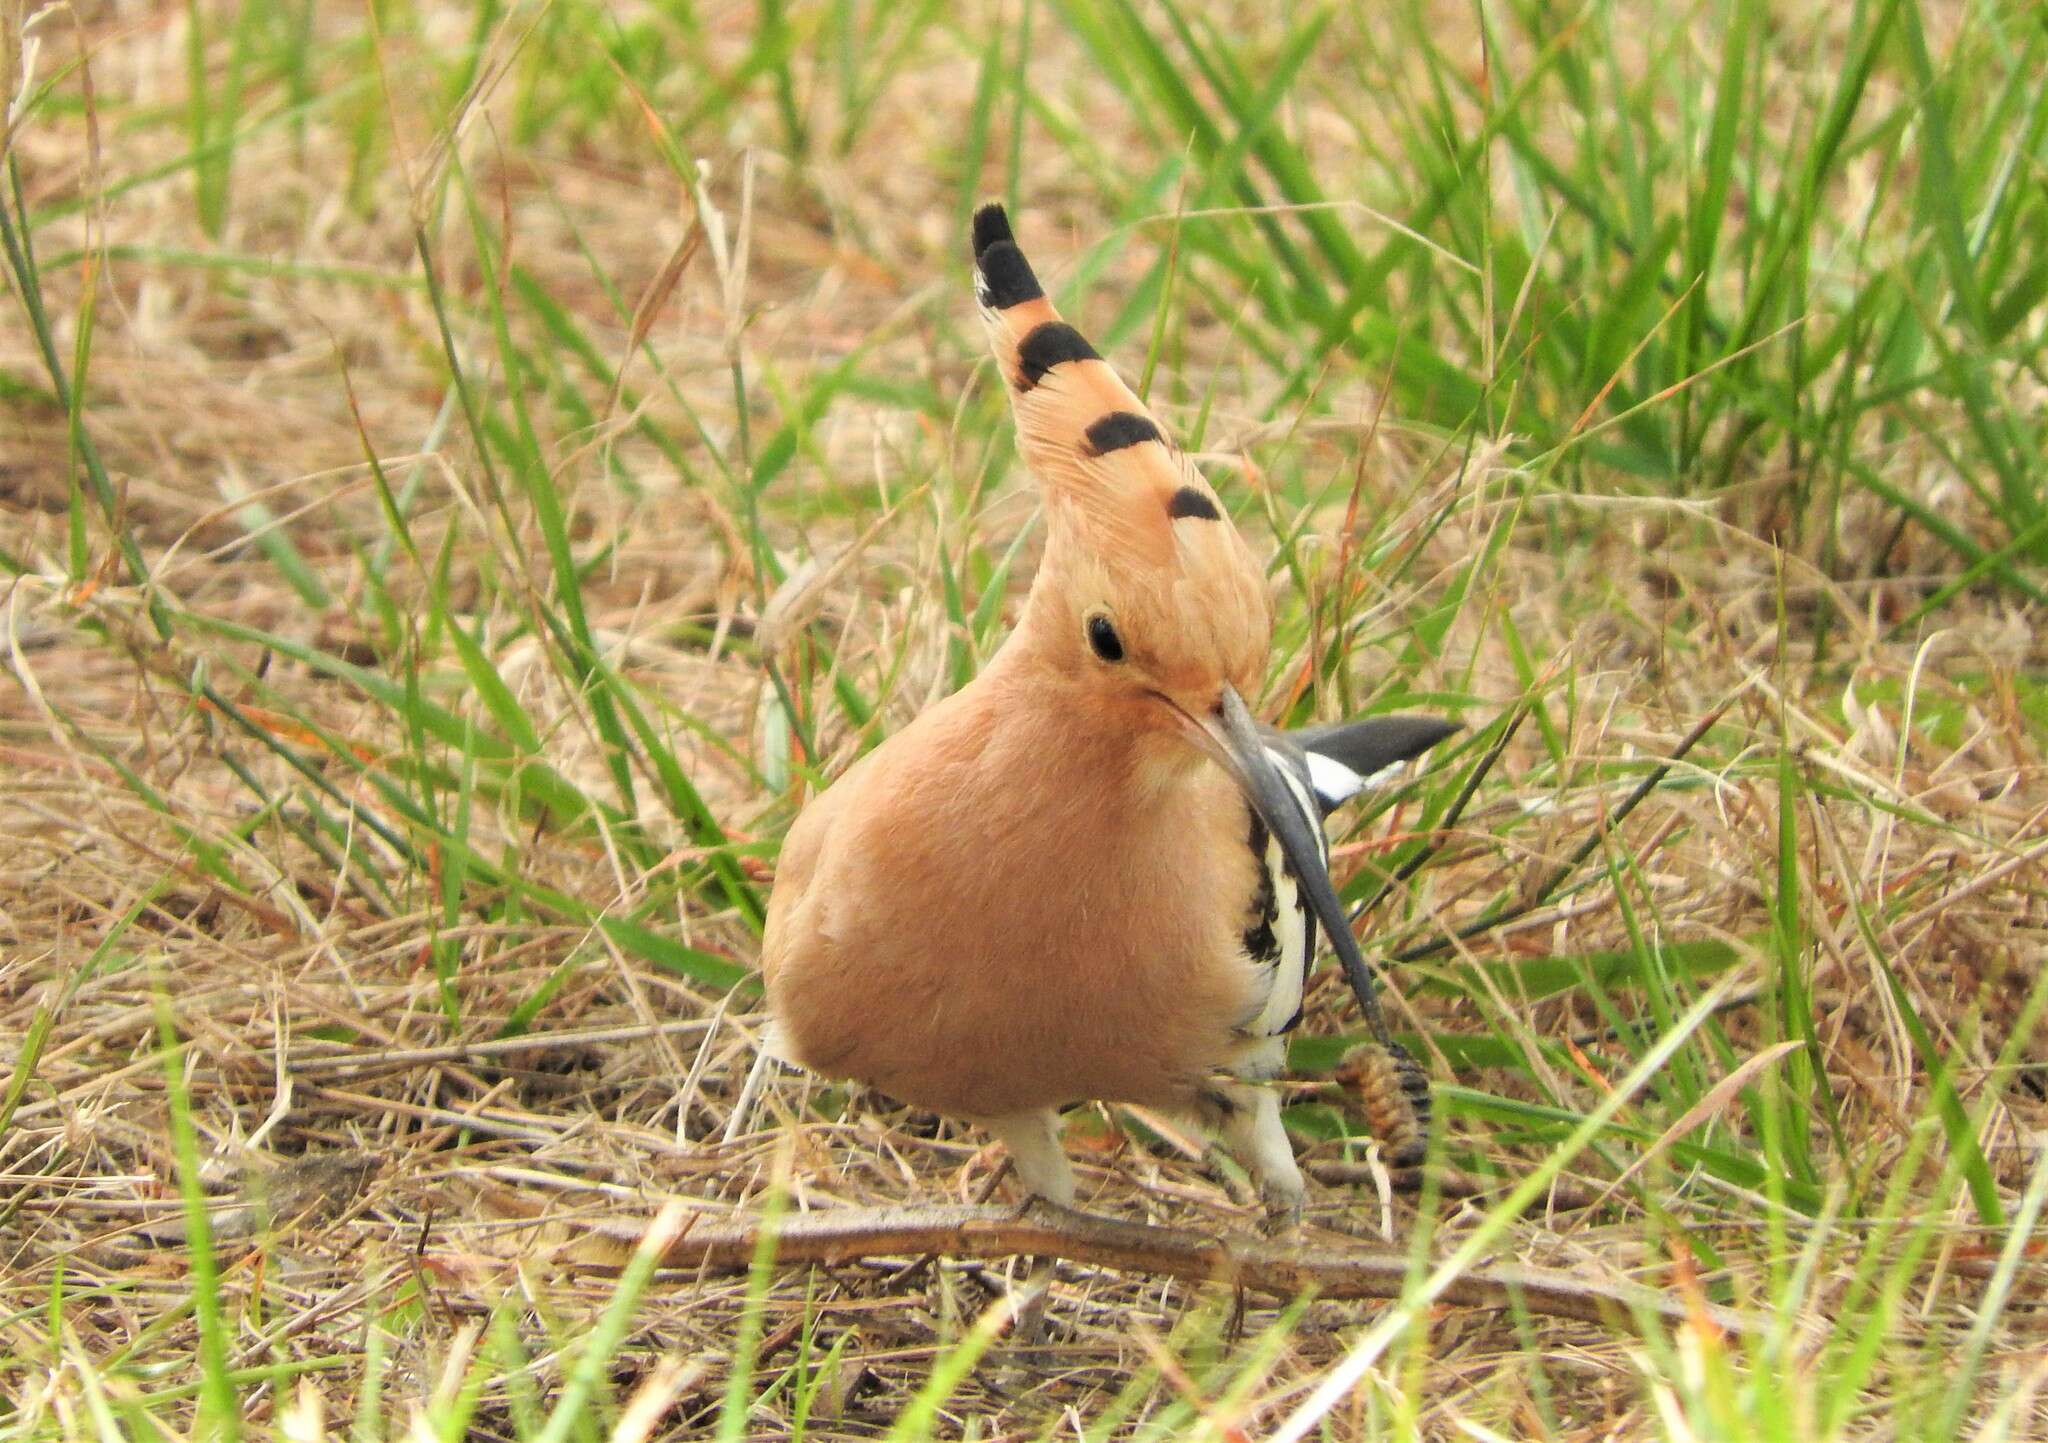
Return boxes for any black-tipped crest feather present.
[1082,411,1163,455]
[971,202,1015,256]
[971,204,1043,309]
[1014,322,1099,389]
[976,242,1042,308]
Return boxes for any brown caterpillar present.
[1333,1042,1431,1166]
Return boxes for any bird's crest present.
[971,204,1232,571]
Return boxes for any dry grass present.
[4,1,2047,1437]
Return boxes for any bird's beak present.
[1163,684,1396,1042]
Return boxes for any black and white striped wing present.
[1291,716,1462,815]
[1237,743,1327,1043]
[1236,716,1458,1050]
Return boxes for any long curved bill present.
[1169,685,1398,1045]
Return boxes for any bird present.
[751,204,1455,1224]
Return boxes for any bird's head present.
[1026,433,1274,759]
[969,204,1279,771]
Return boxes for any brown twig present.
[585,1203,1753,1335]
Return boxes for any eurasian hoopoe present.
[754,205,1453,1223]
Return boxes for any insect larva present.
[1334,1042,1431,1166]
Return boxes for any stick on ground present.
[584,1203,1751,1335]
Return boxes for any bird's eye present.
[1085,613,1125,663]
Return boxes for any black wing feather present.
[1286,715,1459,814]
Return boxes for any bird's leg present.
[979,1110,1076,1211]
[721,1047,778,1144]
[1198,1084,1305,1232]
[975,1110,1073,1357]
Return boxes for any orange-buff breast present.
[760,642,1265,1121]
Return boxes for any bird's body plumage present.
[757,206,1453,1215]
[765,635,1270,1120]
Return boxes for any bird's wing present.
[1234,718,1453,1042]
[1237,736,1329,1043]
[1287,716,1460,814]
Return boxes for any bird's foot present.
[1257,1180,1306,1237]
[1011,1190,1081,1226]
[1202,1144,1261,1209]
[1201,1082,1310,1235]
[986,1259,1060,1395]
[981,1111,1077,1213]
